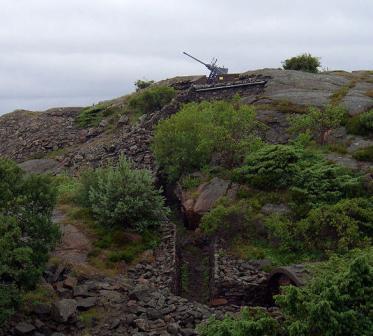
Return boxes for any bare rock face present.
[0,107,83,163]
[18,158,62,174]
[177,177,239,229]
[52,299,77,322]
[244,69,373,116]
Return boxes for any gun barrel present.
[183,52,208,67]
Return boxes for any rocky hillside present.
[1,69,372,336]
[1,69,372,174]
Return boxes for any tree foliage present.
[134,79,155,91]
[200,198,252,236]
[266,198,372,255]
[199,250,372,336]
[77,157,169,232]
[282,53,321,73]
[128,85,175,115]
[234,144,304,189]
[0,159,58,324]
[346,110,373,136]
[277,249,373,336]
[288,105,346,144]
[153,100,263,181]
[198,308,282,336]
[290,160,363,212]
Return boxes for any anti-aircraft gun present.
[183,52,228,83]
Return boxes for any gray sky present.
[1,0,372,115]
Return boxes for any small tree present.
[288,105,345,144]
[282,53,321,73]
[128,85,175,114]
[78,157,169,232]
[134,79,155,91]
[0,159,58,325]
[233,144,304,189]
[276,250,373,336]
[152,100,263,181]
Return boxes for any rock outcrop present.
[1,69,372,173]
[176,177,239,229]
[0,108,83,162]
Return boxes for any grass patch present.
[352,146,373,162]
[325,143,348,155]
[53,174,80,205]
[46,147,67,159]
[20,283,58,314]
[76,102,112,128]
[231,238,322,269]
[180,174,204,191]
[329,80,357,106]
[255,100,307,114]
[75,85,176,130]
[79,307,104,328]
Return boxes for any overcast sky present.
[1,0,372,115]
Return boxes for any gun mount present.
[183,52,228,83]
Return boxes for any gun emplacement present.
[183,51,228,83]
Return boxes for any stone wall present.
[128,219,178,294]
[210,240,269,310]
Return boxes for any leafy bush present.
[128,85,175,115]
[76,157,169,232]
[352,145,373,162]
[76,102,111,128]
[290,161,363,211]
[198,308,282,336]
[0,159,58,324]
[199,250,372,336]
[200,198,252,236]
[266,198,372,254]
[153,100,263,181]
[234,144,304,189]
[346,110,373,136]
[282,53,321,73]
[277,249,373,336]
[134,79,155,91]
[235,144,362,209]
[288,105,346,144]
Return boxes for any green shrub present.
[290,161,363,211]
[0,284,19,324]
[352,145,373,162]
[76,102,111,128]
[198,307,282,336]
[134,79,155,91]
[128,85,175,115]
[296,198,371,253]
[276,249,373,336]
[282,53,321,73]
[53,174,80,204]
[346,110,373,136]
[234,144,304,189]
[288,105,346,144]
[153,100,263,181]
[77,157,169,232]
[266,198,372,254]
[199,249,372,336]
[179,174,203,190]
[200,198,252,236]
[0,159,58,324]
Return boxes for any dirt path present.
[52,208,91,266]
